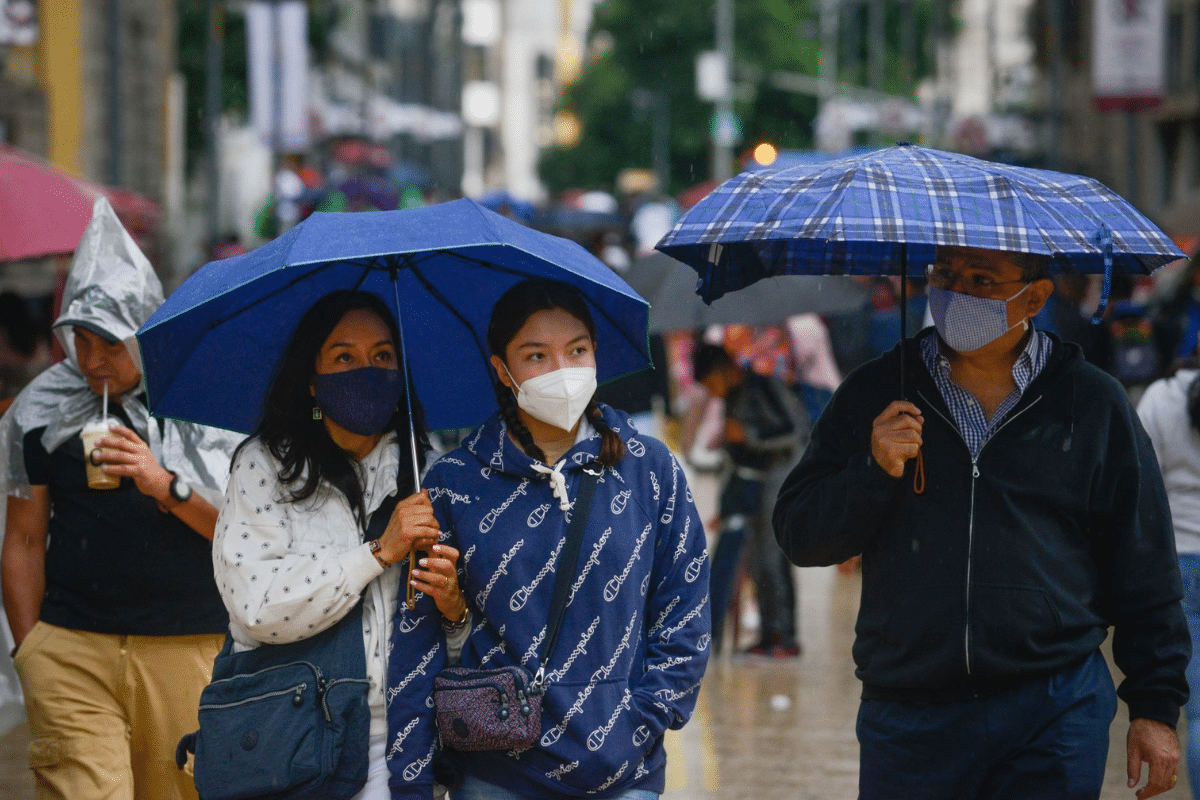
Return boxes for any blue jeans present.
[1179,552,1200,797]
[716,473,796,648]
[857,650,1117,800]
[452,774,657,800]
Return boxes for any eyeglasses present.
[925,264,1027,296]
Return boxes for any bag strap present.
[366,445,406,544]
[533,460,603,690]
[364,492,400,542]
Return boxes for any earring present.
[312,406,323,420]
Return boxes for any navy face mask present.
[312,367,404,436]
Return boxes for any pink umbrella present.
[0,144,157,262]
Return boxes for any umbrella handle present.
[913,448,925,495]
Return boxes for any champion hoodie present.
[395,404,710,797]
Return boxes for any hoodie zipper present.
[917,390,1042,678]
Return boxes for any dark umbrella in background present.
[336,175,401,211]
[626,251,868,333]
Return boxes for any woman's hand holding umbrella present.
[377,490,440,564]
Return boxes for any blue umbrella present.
[657,143,1184,304]
[137,198,650,437]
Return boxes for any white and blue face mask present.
[928,282,1032,354]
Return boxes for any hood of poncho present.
[0,198,242,500]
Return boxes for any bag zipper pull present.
[532,666,546,694]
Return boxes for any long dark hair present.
[238,290,429,528]
[487,278,624,467]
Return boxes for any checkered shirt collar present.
[921,326,1051,457]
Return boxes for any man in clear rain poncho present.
[0,198,243,800]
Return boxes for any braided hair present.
[487,279,625,468]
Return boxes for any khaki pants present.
[13,621,223,800]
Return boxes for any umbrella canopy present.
[626,252,868,333]
[137,198,651,434]
[0,144,158,262]
[656,143,1185,303]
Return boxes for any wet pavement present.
[660,565,1193,800]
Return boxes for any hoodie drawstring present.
[531,461,571,510]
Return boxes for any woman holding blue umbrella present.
[396,278,711,800]
[213,290,468,800]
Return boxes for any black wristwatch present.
[169,474,193,504]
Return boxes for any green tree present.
[539,0,940,196]
[177,1,248,175]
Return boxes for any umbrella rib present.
[404,259,493,370]
[353,257,384,288]
[208,260,345,328]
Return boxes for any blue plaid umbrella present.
[658,142,1184,417]
[656,143,1184,305]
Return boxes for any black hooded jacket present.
[773,329,1189,726]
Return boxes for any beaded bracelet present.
[442,606,469,632]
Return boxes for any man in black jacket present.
[773,246,1189,800]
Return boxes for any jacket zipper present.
[917,390,1042,678]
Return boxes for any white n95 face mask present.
[928,283,1032,353]
[505,365,598,432]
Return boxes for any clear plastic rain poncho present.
[0,197,244,502]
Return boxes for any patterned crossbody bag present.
[433,460,603,751]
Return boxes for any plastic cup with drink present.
[82,380,119,490]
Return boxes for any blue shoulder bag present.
[176,493,399,800]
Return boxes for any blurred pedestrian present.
[0,199,242,800]
[404,278,710,799]
[1137,357,1200,799]
[784,313,842,393]
[694,343,808,657]
[0,291,52,410]
[774,245,1189,799]
[1151,255,1200,367]
[212,290,462,799]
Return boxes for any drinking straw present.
[102,380,108,423]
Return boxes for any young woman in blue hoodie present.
[396,278,711,799]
